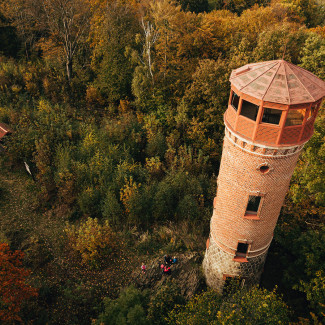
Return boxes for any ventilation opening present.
[260,165,270,174]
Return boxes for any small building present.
[0,123,12,141]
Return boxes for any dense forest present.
[0,0,325,324]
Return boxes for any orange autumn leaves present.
[0,243,38,323]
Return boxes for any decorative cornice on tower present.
[225,125,305,158]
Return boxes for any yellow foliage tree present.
[120,176,141,214]
[65,218,117,267]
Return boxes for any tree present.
[90,0,140,103]
[279,0,325,27]
[0,243,38,323]
[65,217,118,267]
[0,0,42,58]
[168,289,223,325]
[177,0,209,13]
[0,12,20,57]
[216,287,290,324]
[168,287,289,325]
[300,33,325,80]
[290,108,325,215]
[300,271,325,321]
[42,0,91,81]
[96,286,150,325]
[147,280,186,325]
[253,23,308,64]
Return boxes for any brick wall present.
[203,125,303,292]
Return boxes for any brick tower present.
[203,60,325,292]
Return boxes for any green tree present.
[96,286,150,325]
[290,108,325,213]
[102,190,123,226]
[300,271,325,320]
[216,287,290,324]
[168,287,289,325]
[253,23,308,63]
[148,280,186,325]
[168,289,223,325]
[177,0,209,13]
[90,1,140,104]
[300,33,325,80]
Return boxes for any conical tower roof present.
[230,60,325,105]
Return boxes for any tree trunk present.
[66,59,73,82]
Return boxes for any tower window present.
[262,108,282,125]
[245,195,261,215]
[236,242,248,255]
[307,104,316,120]
[240,100,259,121]
[285,109,306,126]
[231,91,240,111]
[233,242,249,262]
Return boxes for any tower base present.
[203,235,267,293]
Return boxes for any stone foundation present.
[203,234,267,293]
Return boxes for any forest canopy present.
[0,0,325,323]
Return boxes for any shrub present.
[65,218,117,268]
[95,286,150,325]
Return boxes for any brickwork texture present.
[203,125,302,292]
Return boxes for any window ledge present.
[244,214,260,220]
[233,256,248,263]
[259,122,281,128]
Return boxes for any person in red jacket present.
[141,262,146,274]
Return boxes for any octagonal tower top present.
[230,60,325,104]
[225,60,325,147]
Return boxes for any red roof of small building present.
[230,60,325,105]
[0,123,12,139]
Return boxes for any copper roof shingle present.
[230,60,325,105]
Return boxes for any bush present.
[65,217,118,268]
[96,286,150,325]
[148,280,186,325]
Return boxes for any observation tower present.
[203,60,325,292]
